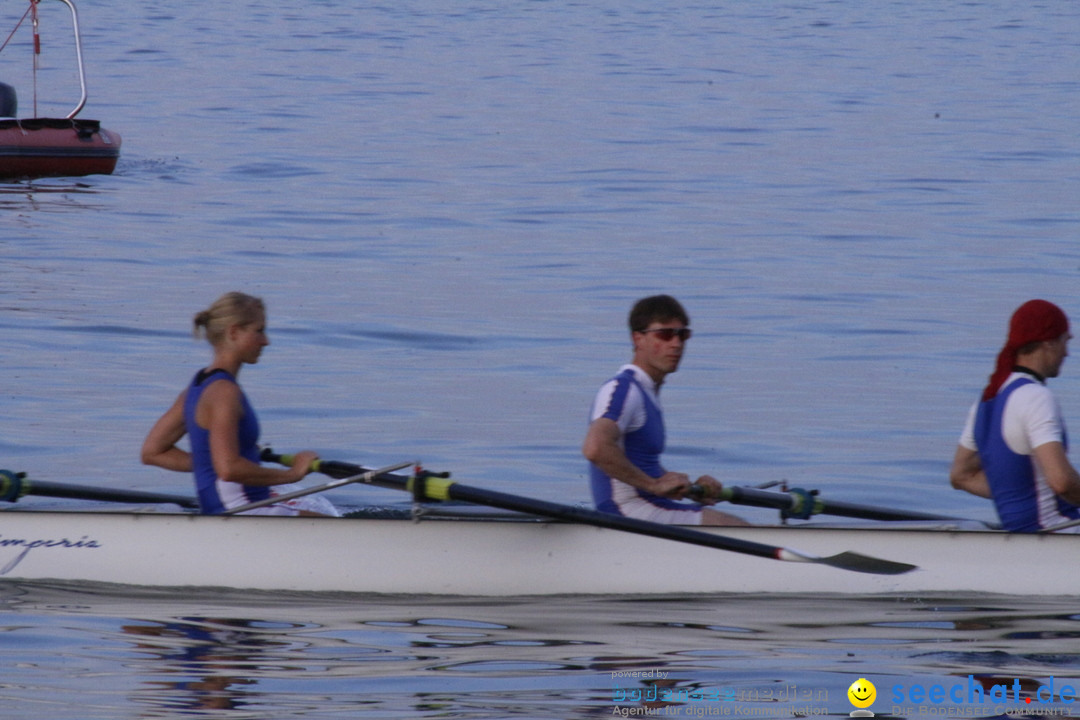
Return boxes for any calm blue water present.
[2,0,1080,717]
[5,584,1080,720]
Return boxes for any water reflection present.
[0,180,106,213]
[5,584,1080,718]
[122,617,298,712]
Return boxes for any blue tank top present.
[184,368,269,514]
[974,377,1078,532]
[590,368,684,514]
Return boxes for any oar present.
[221,460,415,515]
[261,450,916,576]
[692,484,964,522]
[0,469,200,509]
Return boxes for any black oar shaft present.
[719,486,959,522]
[445,478,784,560]
[812,497,957,522]
[315,458,780,559]
[275,454,914,575]
[0,473,199,509]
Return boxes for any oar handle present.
[261,450,452,500]
[264,451,329,476]
[689,483,817,516]
[265,451,298,468]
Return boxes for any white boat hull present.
[0,510,1068,595]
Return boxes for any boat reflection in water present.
[6,583,1080,718]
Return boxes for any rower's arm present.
[1032,441,1080,506]
[583,417,689,498]
[203,381,315,486]
[141,391,193,472]
[949,444,992,499]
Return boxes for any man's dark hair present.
[628,295,689,333]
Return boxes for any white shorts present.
[615,496,703,526]
[229,493,341,517]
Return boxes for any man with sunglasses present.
[583,295,748,526]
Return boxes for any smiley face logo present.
[847,678,876,709]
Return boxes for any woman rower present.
[142,292,338,516]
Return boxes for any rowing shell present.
[0,509,1066,595]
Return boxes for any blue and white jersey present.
[184,368,271,515]
[961,372,1079,532]
[588,364,695,517]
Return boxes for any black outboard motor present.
[0,82,17,117]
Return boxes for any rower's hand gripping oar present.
[689,483,965,523]
[262,450,916,576]
[0,469,200,509]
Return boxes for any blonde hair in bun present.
[193,292,266,346]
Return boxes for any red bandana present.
[982,299,1069,401]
